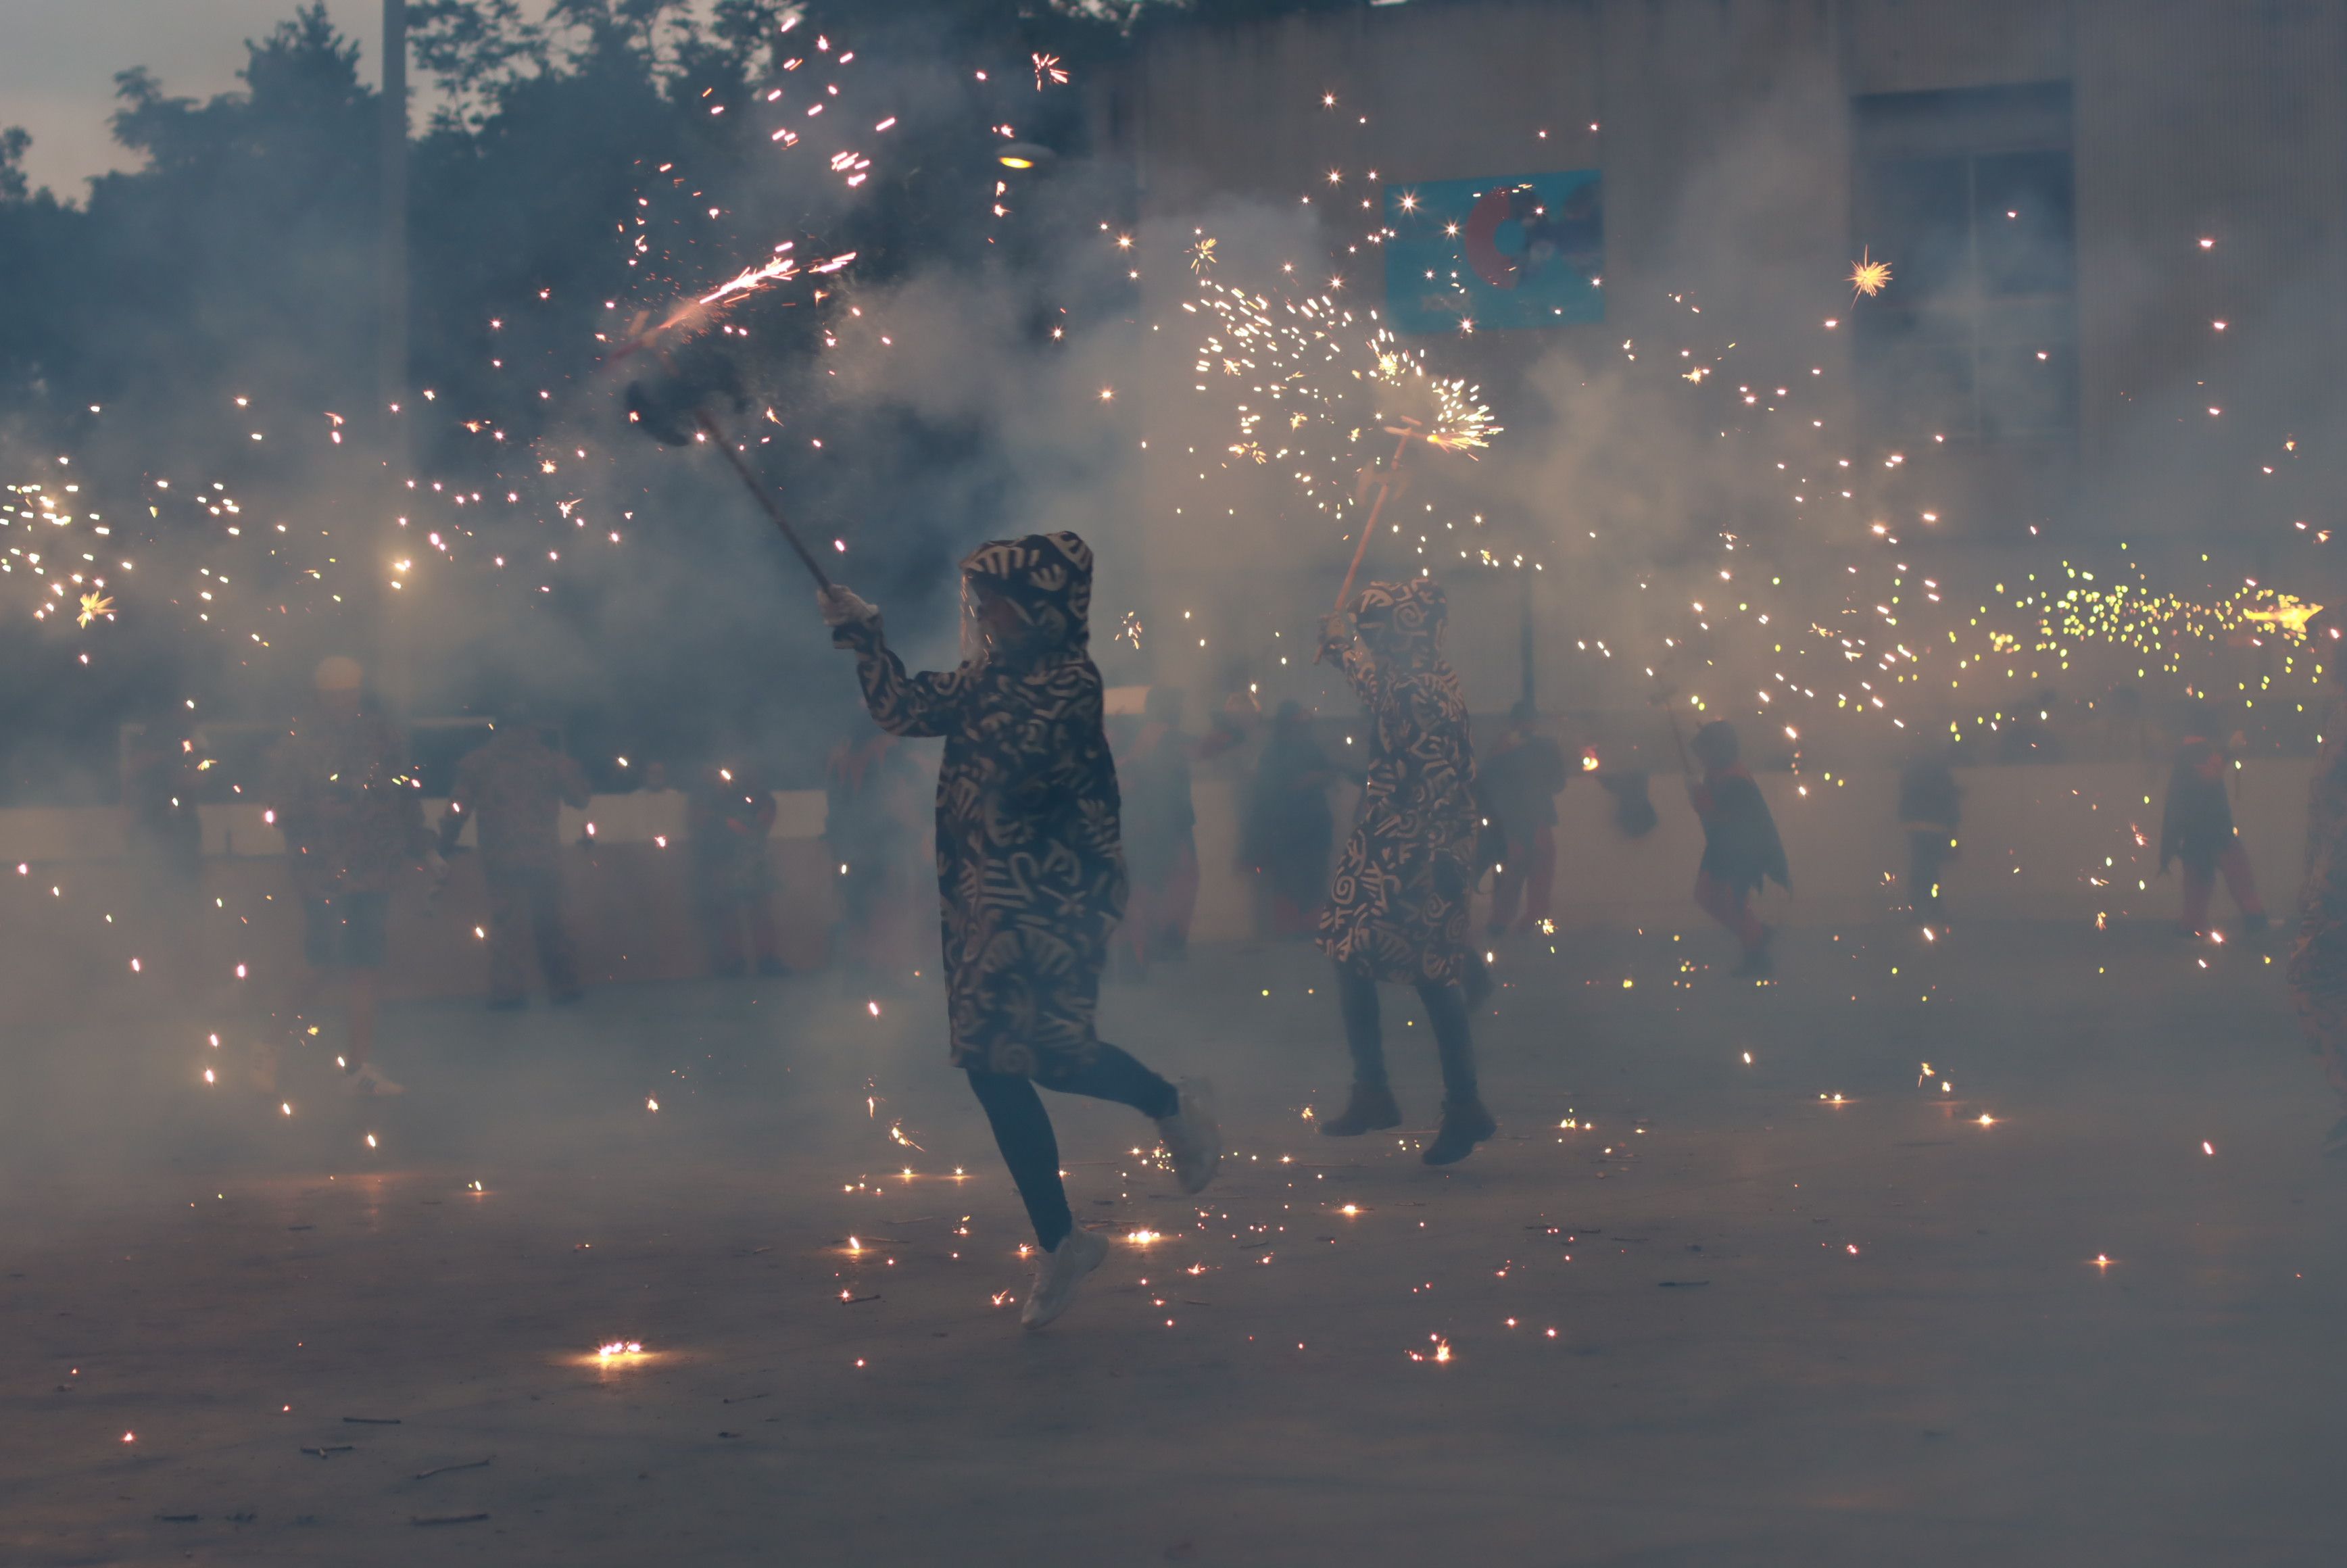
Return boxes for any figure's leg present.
[1488,841,1525,934]
[1415,980,1495,1164]
[696,869,743,975]
[2179,864,2215,935]
[532,870,581,998]
[485,873,529,1005]
[1339,963,1387,1089]
[1697,871,1762,950]
[1035,1044,1180,1119]
[1518,826,1557,931]
[966,1069,1072,1252]
[1162,841,1201,955]
[749,888,785,975]
[2218,842,2267,923]
[1320,963,1402,1135]
[1414,981,1482,1106]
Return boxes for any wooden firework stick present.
[1649,680,1693,775]
[1331,419,1426,613]
[693,410,834,592]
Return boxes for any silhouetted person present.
[1313,578,1496,1165]
[1688,720,1789,977]
[821,532,1219,1329]
[1481,698,1568,936]
[688,756,783,976]
[1241,700,1336,938]
[1898,748,1962,924]
[262,656,434,1096]
[825,729,927,981]
[439,715,590,1008]
[2288,710,2347,1155]
[2161,736,2267,937]
[1117,685,1200,966]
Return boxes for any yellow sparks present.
[77,591,114,627]
[1849,247,1893,299]
[2243,595,2323,636]
[1032,52,1068,90]
[1189,237,1217,273]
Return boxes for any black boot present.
[1318,1083,1402,1137]
[1422,1100,1497,1165]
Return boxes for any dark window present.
[1852,84,2077,446]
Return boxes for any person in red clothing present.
[1687,720,1789,977]
[1481,699,1569,937]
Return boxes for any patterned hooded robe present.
[833,531,1125,1076]
[1317,579,1478,986]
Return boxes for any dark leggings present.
[1337,962,1480,1104]
[967,1045,1179,1252]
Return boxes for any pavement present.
[3,916,2344,1565]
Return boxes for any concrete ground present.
[4,916,2344,1565]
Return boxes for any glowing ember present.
[1847,247,1893,299]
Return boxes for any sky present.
[0,1,390,196]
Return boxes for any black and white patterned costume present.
[1317,578,1478,987]
[832,532,1125,1077]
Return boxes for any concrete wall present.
[1115,0,2347,529]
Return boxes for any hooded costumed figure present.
[1313,577,1497,1165]
[821,532,1219,1329]
[1687,720,1788,977]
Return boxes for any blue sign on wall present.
[1382,170,1603,333]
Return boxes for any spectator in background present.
[1241,700,1337,938]
[1687,720,1789,978]
[1480,699,1569,937]
[826,729,927,982]
[439,713,591,1009]
[2161,735,2268,937]
[689,755,784,976]
[1898,747,1962,925]
[2288,706,2347,1156]
[262,656,436,1096]
[1117,685,1201,966]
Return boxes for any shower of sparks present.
[1189,237,1218,273]
[1032,53,1068,89]
[1848,247,1893,299]
[76,591,114,627]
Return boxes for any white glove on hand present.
[819,585,879,629]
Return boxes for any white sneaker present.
[1022,1227,1108,1329]
[345,1062,404,1098]
[1155,1077,1221,1196]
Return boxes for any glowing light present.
[1847,247,1893,299]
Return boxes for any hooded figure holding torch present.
[821,533,1219,1329]
[1313,577,1498,1165]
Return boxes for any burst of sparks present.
[76,591,114,627]
[1848,247,1893,299]
[1032,53,1068,90]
